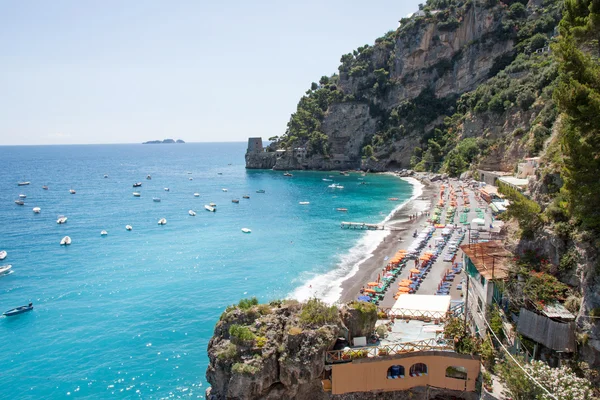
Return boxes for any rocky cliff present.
[247,0,562,173]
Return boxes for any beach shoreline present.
[337,174,439,304]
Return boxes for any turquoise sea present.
[0,143,413,399]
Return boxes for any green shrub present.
[216,343,238,361]
[229,324,256,343]
[299,298,339,327]
[238,297,259,310]
[231,362,260,375]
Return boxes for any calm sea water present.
[0,143,412,399]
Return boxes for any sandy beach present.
[338,177,438,303]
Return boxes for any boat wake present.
[289,177,425,304]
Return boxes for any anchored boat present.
[57,215,68,224]
[0,264,12,275]
[60,236,72,245]
[3,303,33,317]
[188,210,196,216]
[158,218,167,225]
[204,205,216,212]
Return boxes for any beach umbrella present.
[471,218,485,226]
[367,282,379,287]
[364,288,376,294]
[410,268,420,274]
[357,295,371,302]
[398,287,411,293]
[399,281,411,287]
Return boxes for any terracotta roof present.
[461,240,512,280]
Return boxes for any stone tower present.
[247,137,263,154]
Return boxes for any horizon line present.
[0,140,253,147]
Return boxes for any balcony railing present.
[325,338,453,364]
[377,307,450,321]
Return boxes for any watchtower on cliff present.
[247,137,264,153]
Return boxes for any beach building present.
[517,157,540,178]
[461,241,512,336]
[322,294,481,397]
[497,176,529,192]
[477,170,512,186]
[246,137,264,153]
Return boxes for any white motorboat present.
[14,200,24,205]
[153,197,161,202]
[57,215,68,224]
[188,210,196,216]
[222,188,228,192]
[133,192,141,197]
[204,205,216,212]
[158,218,167,225]
[164,188,170,191]
[133,182,142,187]
[336,208,348,212]
[18,181,30,186]
[126,225,133,231]
[42,185,49,190]
[70,189,76,194]
[194,193,200,197]
[60,236,72,246]
[100,230,108,236]
[335,185,344,189]
[232,199,239,203]
[242,195,250,199]
[104,174,108,178]
[189,177,193,180]
[328,184,337,188]
[32,207,41,213]
[299,201,310,205]
[283,172,293,177]
[241,228,251,233]
[19,194,26,199]
[0,251,6,260]
[0,264,12,275]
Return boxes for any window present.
[409,363,427,376]
[387,365,405,379]
[445,366,468,380]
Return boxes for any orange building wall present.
[331,351,480,395]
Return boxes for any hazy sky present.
[0,1,421,145]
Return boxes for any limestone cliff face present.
[247,4,517,171]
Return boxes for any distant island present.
[142,139,185,144]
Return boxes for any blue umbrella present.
[357,295,371,302]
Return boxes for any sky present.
[0,0,421,145]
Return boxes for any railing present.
[325,338,454,364]
[377,307,450,321]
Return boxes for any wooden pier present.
[340,222,406,231]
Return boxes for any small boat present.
[218,172,223,175]
[70,189,76,194]
[19,194,26,199]
[335,185,344,189]
[164,188,170,192]
[299,201,310,205]
[336,208,348,212]
[209,202,217,207]
[189,177,193,181]
[126,225,133,231]
[133,192,141,197]
[283,172,293,177]
[232,199,239,203]
[194,193,200,197]
[146,175,152,180]
[133,182,142,187]
[104,174,108,178]
[3,303,33,317]
[241,228,251,233]
[14,200,24,206]
[18,182,30,186]
[222,188,228,192]
[0,265,12,275]
[256,190,265,194]
[100,230,108,236]
[187,171,192,174]
[32,207,41,213]
[388,197,399,201]
[323,178,332,182]
[153,198,161,202]
[42,185,49,190]
[0,251,6,260]
[188,210,196,216]
[205,205,216,212]
[56,215,68,224]
[242,195,250,199]
[158,218,167,225]
[60,236,72,246]
[328,184,337,188]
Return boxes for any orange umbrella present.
[364,288,376,294]
[410,268,420,274]
[367,282,379,287]
[398,281,411,287]
[400,279,412,285]
[398,287,411,293]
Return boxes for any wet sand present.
[338,179,439,303]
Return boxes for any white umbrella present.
[471,218,485,226]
